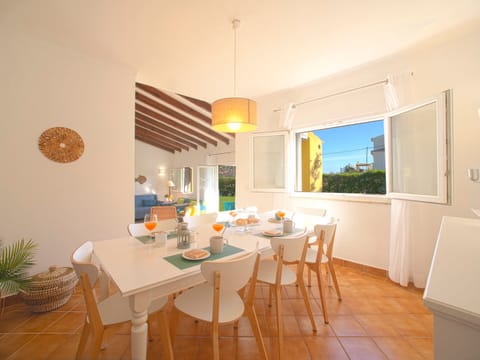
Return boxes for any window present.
[293,89,451,203]
[250,132,288,191]
[385,90,450,203]
[295,119,386,195]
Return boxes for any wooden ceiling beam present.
[179,93,212,113]
[136,92,230,145]
[135,129,183,153]
[135,117,198,150]
[135,135,175,153]
[136,83,211,125]
[136,103,218,146]
[136,126,188,152]
[135,111,206,148]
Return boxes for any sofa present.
[135,194,159,221]
[135,194,194,221]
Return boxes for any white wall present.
[236,20,480,286]
[134,140,174,196]
[0,25,136,273]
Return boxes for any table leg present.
[130,293,151,360]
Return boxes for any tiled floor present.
[0,264,433,359]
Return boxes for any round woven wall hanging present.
[38,127,84,163]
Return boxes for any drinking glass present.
[212,223,225,235]
[144,214,158,237]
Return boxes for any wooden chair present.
[71,242,173,360]
[172,251,267,360]
[304,221,342,324]
[127,218,178,237]
[150,206,178,221]
[256,230,315,359]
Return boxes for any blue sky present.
[313,120,384,173]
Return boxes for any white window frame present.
[291,115,388,202]
[250,131,289,192]
[384,90,451,204]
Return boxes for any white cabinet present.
[423,216,480,359]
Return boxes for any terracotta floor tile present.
[328,315,368,337]
[305,337,349,359]
[339,336,388,359]
[405,337,434,360]
[0,264,435,360]
[354,314,399,336]
[373,336,424,360]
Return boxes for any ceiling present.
[135,83,233,153]
[3,1,480,151]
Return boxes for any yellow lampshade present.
[211,97,257,133]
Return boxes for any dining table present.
[93,214,304,360]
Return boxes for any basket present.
[22,266,78,312]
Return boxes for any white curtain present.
[389,198,411,286]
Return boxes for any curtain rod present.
[273,78,388,112]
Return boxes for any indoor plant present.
[0,239,37,297]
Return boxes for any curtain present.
[389,198,411,286]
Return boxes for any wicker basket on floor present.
[22,266,78,312]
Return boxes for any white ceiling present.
[3,0,480,102]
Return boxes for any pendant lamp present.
[211,19,257,133]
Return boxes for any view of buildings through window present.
[297,119,386,194]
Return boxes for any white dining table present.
[93,220,285,360]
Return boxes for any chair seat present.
[305,247,328,265]
[257,259,297,285]
[98,292,169,325]
[174,283,245,323]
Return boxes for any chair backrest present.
[127,218,178,236]
[183,212,218,229]
[270,230,309,263]
[70,242,99,288]
[294,207,327,229]
[201,251,258,292]
[150,206,177,221]
[127,223,150,237]
[314,222,338,259]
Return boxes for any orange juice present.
[276,211,285,219]
[144,222,156,231]
[212,223,224,233]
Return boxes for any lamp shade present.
[211,97,257,133]
[167,180,175,187]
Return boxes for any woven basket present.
[22,266,78,312]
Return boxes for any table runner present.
[163,244,244,270]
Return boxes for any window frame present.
[250,131,289,192]
[291,115,388,201]
[384,90,451,204]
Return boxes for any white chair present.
[127,218,178,237]
[304,221,342,324]
[71,242,173,360]
[172,251,267,360]
[256,230,316,360]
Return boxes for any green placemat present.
[164,244,244,270]
[136,232,177,244]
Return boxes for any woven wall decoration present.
[38,127,84,163]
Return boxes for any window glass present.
[295,120,386,195]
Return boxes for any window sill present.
[289,191,391,204]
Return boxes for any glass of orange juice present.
[276,210,286,220]
[144,214,158,237]
[212,223,225,234]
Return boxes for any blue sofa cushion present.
[142,199,157,206]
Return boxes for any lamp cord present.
[232,19,240,97]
